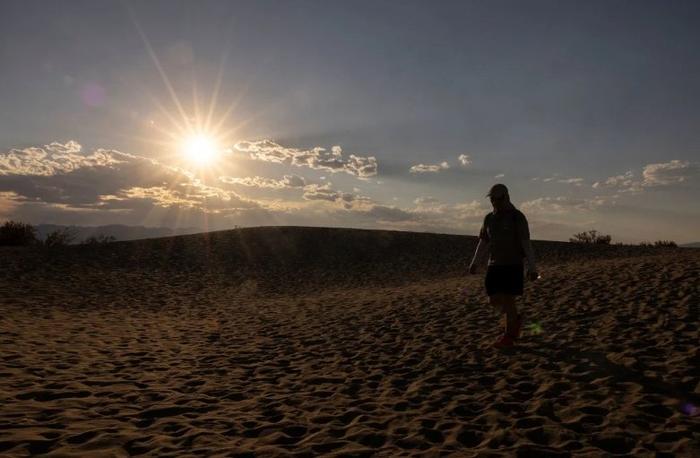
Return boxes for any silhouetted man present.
[469,184,538,348]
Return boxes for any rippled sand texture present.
[1,237,699,456]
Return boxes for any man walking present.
[469,184,538,348]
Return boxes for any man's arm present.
[470,238,489,268]
[517,212,537,274]
[469,215,490,272]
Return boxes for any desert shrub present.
[0,220,37,246]
[81,234,116,245]
[639,241,653,247]
[44,228,77,248]
[569,230,612,245]
[653,240,677,248]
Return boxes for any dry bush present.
[639,240,677,247]
[569,230,612,245]
[0,220,37,246]
[44,228,77,248]
[81,234,116,245]
[653,240,677,248]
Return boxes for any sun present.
[181,134,220,166]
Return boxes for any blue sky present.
[1,0,699,242]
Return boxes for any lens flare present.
[528,322,543,335]
[80,82,106,107]
[681,402,699,416]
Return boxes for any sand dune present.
[1,227,698,456]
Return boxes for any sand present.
[1,227,699,456]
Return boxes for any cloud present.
[300,183,487,230]
[642,160,697,187]
[458,154,471,167]
[410,161,449,173]
[494,173,505,178]
[451,200,486,218]
[0,141,262,219]
[301,183,373,210]
[233,140,378,179]
[558,178,584,186]
[118,186,201,208]
[219,174,306,189]
[414,196,440,206]
[0,141,486,232]
[0,191,21,217]
[354,198,486,228]
[592,170,638,192]
[1,141,498,232]
[593,160,698,193]
[412,199,485,219]
[534,174,584,186]
[0,141,126,176]
[362,205,416,222]
[347,198,488,234]
[521,196,611,215]
[346,154,379,179]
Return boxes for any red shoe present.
[494,333,515,348]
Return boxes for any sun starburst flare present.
[180,133,221,166]
[126,3,251,176]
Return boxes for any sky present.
[1,0,699,243]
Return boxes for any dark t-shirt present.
[479,206,530,266]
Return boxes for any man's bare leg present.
[502,295,519,336]
[489,294,505,315]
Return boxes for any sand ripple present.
[1,247,699,456]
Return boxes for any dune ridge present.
[0,226,688,295]
[1,226,698,456]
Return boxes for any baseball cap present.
[486,183,509,198]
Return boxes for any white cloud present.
[119,186,201,208]
[301,183,373,210]
[535,173,584,186]
[219,174,306,189]
[593,160,697,193]
[521,196,611,215]
[412,199,484,219]
[642,160,697,187]
[592,170,638,192]
[458,154,471,167]
[558,178,584,185]
[452,200,485,218]
[345,153,379,179]
[233,140,378,179]
[410,161,449,173]
[0,141,127,176]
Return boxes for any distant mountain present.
[680,242,700,248]
[35,224,201,243]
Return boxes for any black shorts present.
[485,264,524,296]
